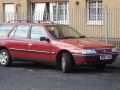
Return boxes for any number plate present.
[100,55,112,60]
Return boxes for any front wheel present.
[0,49,12,67]
[61,52,73,73]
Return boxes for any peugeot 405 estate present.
[0,21,118,73]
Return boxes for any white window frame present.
[50,2,69,24]
[87,0,103,25]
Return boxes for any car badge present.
[103,50,106,53]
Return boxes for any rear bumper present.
[72,53,118,65]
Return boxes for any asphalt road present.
[0,57,120,90]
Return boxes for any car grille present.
[95,49,112,53]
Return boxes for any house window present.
[53,2,68,21]
[4,4,15,22]
[32,3,47,21]
[87,0,103,25]
[31,2,68,24]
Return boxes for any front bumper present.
[72,53,118,65]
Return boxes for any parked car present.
[0,21,118,73]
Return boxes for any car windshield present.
[47,25,85,39]
[0,25,13,37]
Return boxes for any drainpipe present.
[105,6,108,43]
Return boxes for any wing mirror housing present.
[40,37,50,42]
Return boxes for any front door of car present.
[27,25,52,61]
[7,25,30,58]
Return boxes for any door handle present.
[28,43,32,46]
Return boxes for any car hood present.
[53,38,113,49]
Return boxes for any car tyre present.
[61,52,73,73]
[96,64,106,70]
[0,49,12,67]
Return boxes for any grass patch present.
[116,43,120,50]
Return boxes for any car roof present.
[0,22,66,26]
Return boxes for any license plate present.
[100,55,112,60]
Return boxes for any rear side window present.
[14,25,29,39]
[0,25,13,37]
[9,26,17,38]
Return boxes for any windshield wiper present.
[57,36,86,39]
[79,36,86,38]
[59,36,77,39]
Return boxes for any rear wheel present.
[61,52,73,73]
[0,49,12,67]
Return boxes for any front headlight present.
[81,49,97,54]
[112,48,117,52]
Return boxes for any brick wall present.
[68,0,120,38]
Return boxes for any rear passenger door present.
[7,25,30,59]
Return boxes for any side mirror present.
[40,37,50,42]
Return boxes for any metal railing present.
[0,8,120,50]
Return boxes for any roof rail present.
[7,20,30,23]
[7,20,55,24]
[33,20,54,24]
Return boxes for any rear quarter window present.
[0,25,13,37]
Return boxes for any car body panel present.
[50,39,114,54]
[6,37,28,58]
[53,38,113,48]
[27,39,53,61]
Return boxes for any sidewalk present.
[111,51,120,67]
[118,50,120,58]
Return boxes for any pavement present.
[109,51,120,68]
[1,60,120,90]
[0,51,119,90]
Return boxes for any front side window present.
[0,25,13,37]
[87,0,102,24]
[14,25,29,39]
[30,26,47,40]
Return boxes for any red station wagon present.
[0,21,118,73]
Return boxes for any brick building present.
[0,0,120,39]
[0,0,68,22]
[69,0,120,39]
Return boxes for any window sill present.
[53,20,69,24]
[87,21,103,26]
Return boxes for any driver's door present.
[27,25,52,61]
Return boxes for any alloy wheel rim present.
[0,52,8,65]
